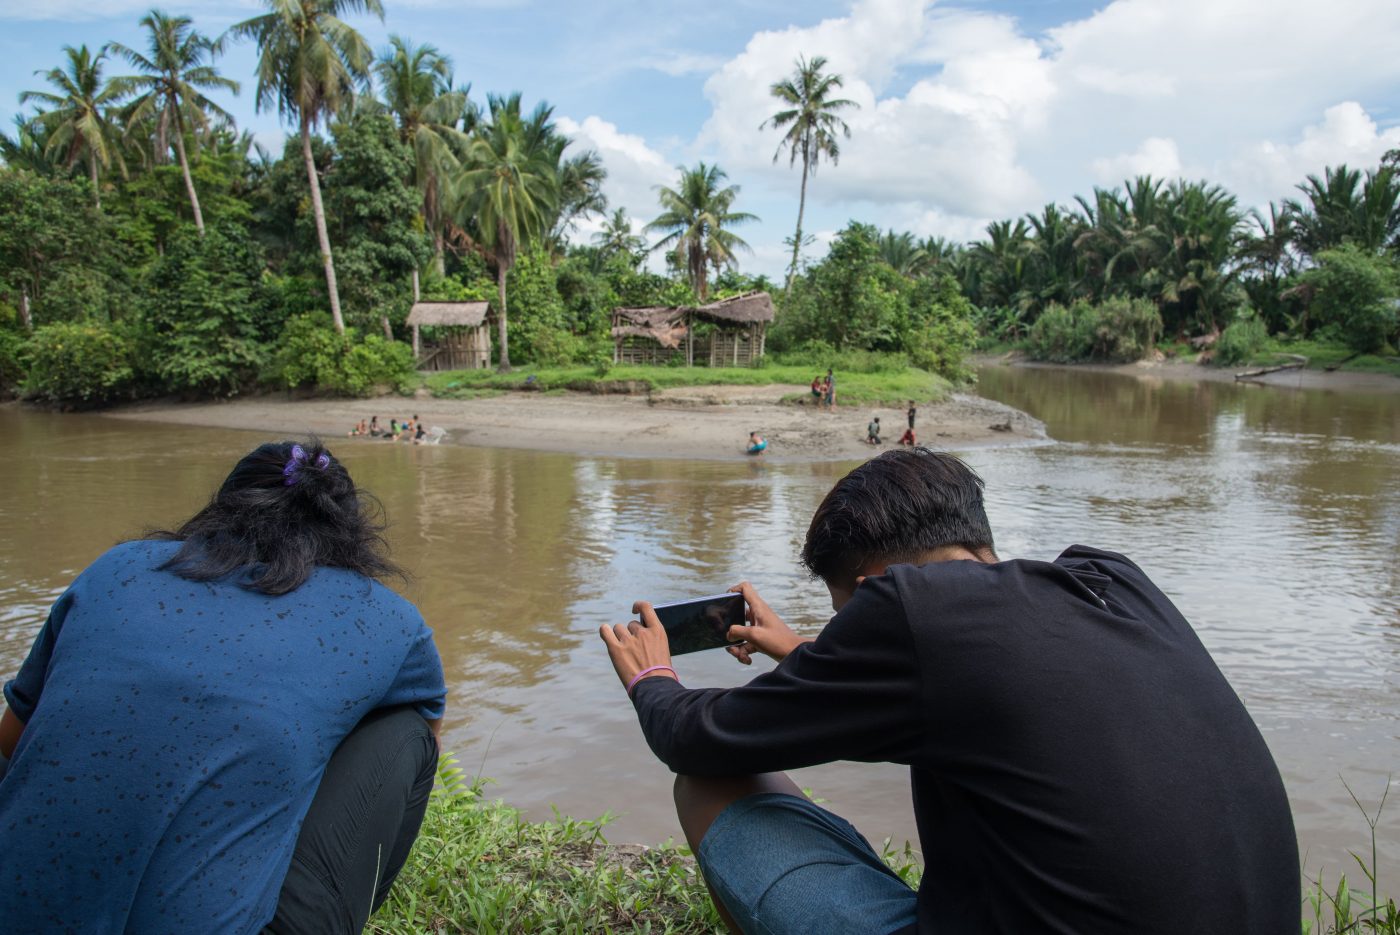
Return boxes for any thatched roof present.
[407,301,490,328]
[611,306,689,349]
[696,291,774,324]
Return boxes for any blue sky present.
[3,0,1398,277]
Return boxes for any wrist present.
[626,665,679,696]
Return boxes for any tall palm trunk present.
[172,110,205,237]
[88,155,101,209]
[495,261,511,371]
[784,142,811,301]
[301,113,344,334]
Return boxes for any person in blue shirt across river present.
[600,447,1299,935]
[0,439,447,935]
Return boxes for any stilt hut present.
[408,301,492,371]
[610,292,775,367]
[696,292,774,367]
[610,306,690,365]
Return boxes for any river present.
[1,364,1396,886]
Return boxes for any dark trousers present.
[263,706,438,935]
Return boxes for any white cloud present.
[1091,137,1182,185]
[1230,103,1400,206]
[557,115,675,218]
[686,0,1400,267]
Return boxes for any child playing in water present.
[746,432,767,456]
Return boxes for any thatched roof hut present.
[695,291,775,325]
[407,301,490,329]
[407,301,492,370]
[610,292,775,366]
[610,306,689,349]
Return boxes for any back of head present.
[151,439,399,595]
[802,448,994,584]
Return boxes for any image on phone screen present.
[651,593,747,656]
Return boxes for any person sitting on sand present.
[0,440,446,933]
[388,418,401,441]
[746,432,767,456]
[348,419,368,437]
[369,415,382,437]
[899,400,917,446]
[866,416,881,445]
[599,448,1299,934]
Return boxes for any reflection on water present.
[0,367,1397,883]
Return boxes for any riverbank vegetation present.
[1,5,1397,410]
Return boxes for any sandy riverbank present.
[101,383,1047,462]
[978,353,1400,393]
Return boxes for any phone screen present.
[651,593,747,656]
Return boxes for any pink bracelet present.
[627,665,679,695]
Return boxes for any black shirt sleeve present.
[629,574,925,776]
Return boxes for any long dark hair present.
[149,439,402,595]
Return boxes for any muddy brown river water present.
[1,365,1396,885]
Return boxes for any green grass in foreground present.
[368,756,920,934]
[424,364,952,407]
[373,757,1396,933]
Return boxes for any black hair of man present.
[801,448,994,583]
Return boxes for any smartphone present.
[650,593,747,656]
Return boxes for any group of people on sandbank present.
[867,400,919,447]
[0,440,1301,933]
[348,413,441,445]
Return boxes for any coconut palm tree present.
[453,96,559,370]
[19,45,126,208]
[593,207,644,262]
[761,55,857,297]
[550,150,607,246]
[108,11,239,236]
[374,36,474,274]
[228,0,383,334]
[646,162,757,302]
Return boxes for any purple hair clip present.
[283,445,331,485]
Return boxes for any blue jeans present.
[696,793,918,935]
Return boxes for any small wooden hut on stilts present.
[407,301,492,371]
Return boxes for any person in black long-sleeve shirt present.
[600,448,1299,935]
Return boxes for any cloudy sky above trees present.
[4,0,1398,276]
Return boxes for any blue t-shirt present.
[0,540,447,935]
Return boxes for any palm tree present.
[593,207,644,262]
[108,11,239,236]
[761,55,857,297]
[229,0,383,334]
[453,96,559,370]
[374,36,474,274]
[646,162,757,301]
[877,230,926,277]
[551,150,607,246]
[19,45,125,208]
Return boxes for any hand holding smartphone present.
[651,593,748,656]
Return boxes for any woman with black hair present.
[0,440,447,934]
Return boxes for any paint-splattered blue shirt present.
[0,539,447,935]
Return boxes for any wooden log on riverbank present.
[1234,355,1307,382]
